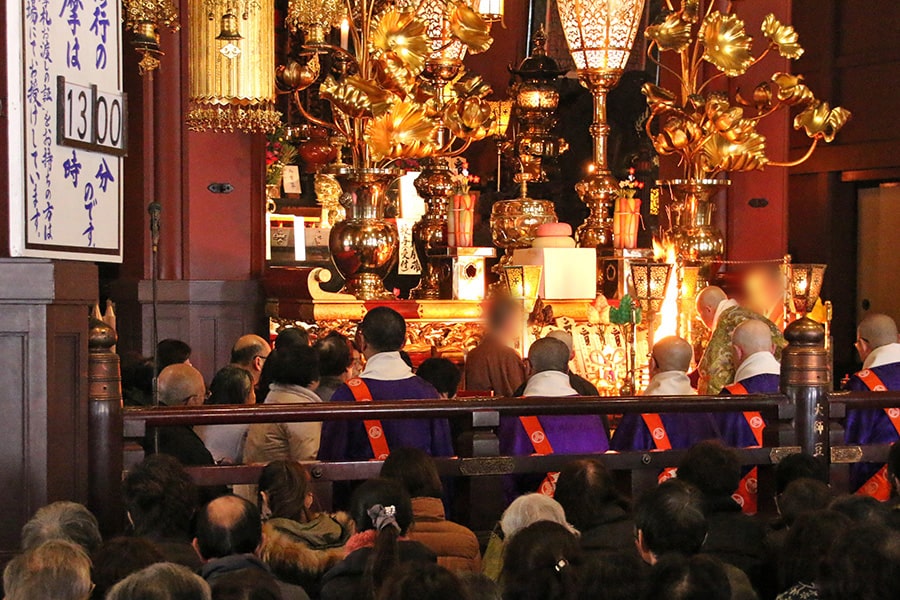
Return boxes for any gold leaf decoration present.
[736,82,773,112]
[449,3,493,54]
[701,11,754,77]
[794,101,851,142]
[646,12,693,53]
[454,74,492,99]
[682,0,700,23]
[371,53,417,97]
[653,117,703,155]
[761,14,804,60]
[771,72,815,107]
[701,130,768,173]
[319,75,394,118]
[443,97,494,140]
[366,101,435,160]
[370,9,429,75]
[642,83,678,112]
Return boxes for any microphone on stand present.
[148,201,162,453]
[148,201,162,254]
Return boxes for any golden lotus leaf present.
[646,11,693,53]
[704,93,732,120]
[761,14,804,60]
[320,75,393,119]
[794,101,851,143]
[653,117,703,155]
[370,9,429,75]
[454,75,492,100]
[372,53,417,97]
[701,11,754,77]
[366,101,436,161]
[450,3,493,54]
[642,83,678,113]
[771,72,815,107]
[736,82,774,112]
[701,131,768,173]
[443,97,494,140]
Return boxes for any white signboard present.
[6,0,125,262]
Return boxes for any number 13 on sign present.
[57,76,127,156]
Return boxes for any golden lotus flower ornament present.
[366,101,435,161]
[320,75,394,118]
[449,3,493,54]
[370,9,429,75]
[443,97,494,140]
[643,1,850,179]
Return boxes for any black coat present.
[701,495,769,596]
[319,541,436,600]
[577,504,639,559]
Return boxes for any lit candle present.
[340,18,349,50]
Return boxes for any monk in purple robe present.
[611,337,719,452]
[717,319,782,449]
[318,307,454,462]
[843,313,900,498]
[498,337,609,498]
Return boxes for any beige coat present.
[244,384,322,463]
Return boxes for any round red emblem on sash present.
[368,425,383,439]
[750,416,764,430]
[653,427,665,440]
[531,431,545,445]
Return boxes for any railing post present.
[87,318,124,535]
[781,317,831,466]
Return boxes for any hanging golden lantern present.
[123,0,181,74]
[186,0,282,133]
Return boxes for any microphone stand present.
[148,201,161,453]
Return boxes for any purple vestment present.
[843,362,900,491]
[716,374,780,448]
[317,377,454,461]
[610,412,721,451]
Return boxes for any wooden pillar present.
[781,317,831,465]
[87,318,124,536]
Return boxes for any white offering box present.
[512,247,598,300]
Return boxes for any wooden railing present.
[86,316,900,534]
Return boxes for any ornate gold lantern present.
[788,263,827,318]
[630,260,673,348]
[556,0,646,248]
[123,0,181,73]
[186,0,282,133]
[476,0,504,22]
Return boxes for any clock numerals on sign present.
[57,76,128,156]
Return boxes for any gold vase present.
[663,179,730,285]
[410,159,454,300]
[328,168,401,300]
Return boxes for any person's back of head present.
[780,510,850,591]
[122,454,199,540]
[458,573,501,600]
[486,297,521,339]
[857,312,899,350]
[209,567,283,600]
[158,363,206,407]
[267,345,320,388]
[500,493,578,539]
[819,525,900,600]
[157,339,192,373]
[207,366,254,405]
[546,330,575,358]
[731,318,776,366]
[358,307,407,354]
[644,554,731,600]
[776,478,832,527]
[257,460,312,523]
[415,357,462,398]
[651,336,693,374]
[577,551,648,600]
[527,337,570,374]
[231,335,270,367]
[696,286,728,328]
[380,447,443,499]
[774,453,828,495]
[828,493,890,525]
[21,500,102,555]
[677,440,742,500]
[3,539,92,600]
[349,478,415,594]
[500,521,582,600]
[314,331,353,378]
[634,480,707,561]
[378,562,471,600]
[195,495,262,560]
[554,459,627,532]
[106,562,212,600]
[91,536,165,599]
[274,327,309,350]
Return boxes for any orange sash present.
[347,378,390,460]
[641,413,677,483]
[724,382,764,514]
[519,416,559,497]
[854,370,900,501]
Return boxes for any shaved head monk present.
[843,313,900,499]
[230,334,271,385]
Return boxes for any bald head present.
[696,286,729,329]
[195,495,261,560]
[158,364,206,406]
[546,330,575,360]
[230,334,271,383]
[527,337,570,374]
[857,313,899,362]
[651,336,694,374]
[732,319,776,367]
